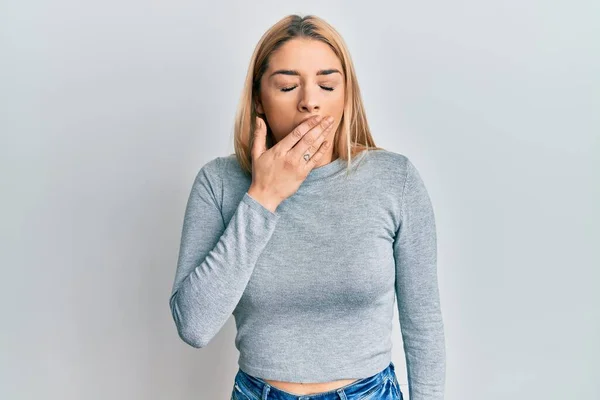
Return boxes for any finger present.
[294,119,334,163]
[290,119,333,162]
[303,139,331,173]
[251,116,267,162]
[272,115,323,153]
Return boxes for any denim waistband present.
[234,361,396,400]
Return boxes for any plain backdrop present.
[1,1,598,399]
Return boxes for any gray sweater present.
[169,149,446,400]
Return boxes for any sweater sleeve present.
[393,158,446,400]
[169,157,280,348]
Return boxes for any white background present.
[1,1,598,399]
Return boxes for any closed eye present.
[280,85,334,92]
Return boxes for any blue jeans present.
[231,361,404,400]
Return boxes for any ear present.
[255,100,264,115]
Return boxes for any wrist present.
[247,186,281,213]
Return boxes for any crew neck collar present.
[303,156,347,183]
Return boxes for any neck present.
[314,150,338,168]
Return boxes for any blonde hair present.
[232,14,384,175]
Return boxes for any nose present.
[298,85,320,113]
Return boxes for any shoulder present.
[219,153,251,180]
[358,149,433,204]
[362,148,409,166]
[193,156,222,184]
[195,153,246,179]
[192,153,252,197]
[358,149,413,181]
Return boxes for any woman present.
[169,14,446,400]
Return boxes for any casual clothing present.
[169,149,446,400]
[232,361,403,400]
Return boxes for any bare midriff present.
[262,378,359,395]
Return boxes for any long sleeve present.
[169,157,280,348]
[393,158,446,400]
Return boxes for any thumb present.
[251,116,267,162]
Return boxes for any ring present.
[303,153,310,162]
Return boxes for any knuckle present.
[307,117,319,127]
[271,148,283,158]
[303,134,317,146]
[283,157,297,169]
[292,127,303,139]
[310,138,324,152]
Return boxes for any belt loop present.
[261,383,270,400]
[337,387,347,400]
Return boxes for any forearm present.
[170,192,279,348]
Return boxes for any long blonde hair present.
[232,14,384,175]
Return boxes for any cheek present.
[262,94,296,121]
[331,96,345,120]
[327,88,345,110]
[264,112,294,138]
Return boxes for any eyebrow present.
[268,69,342,79]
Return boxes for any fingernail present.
[326,116,334,124]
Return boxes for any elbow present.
[169,291,210,348]
[176,326,209,348]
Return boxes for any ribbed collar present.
[302,156,347,183]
